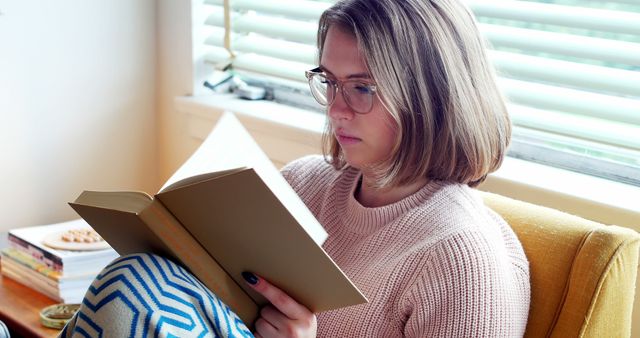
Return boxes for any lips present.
[335,130,361,145]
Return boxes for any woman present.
[62,0,529,337]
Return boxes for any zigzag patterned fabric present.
[0,319,9,338]
[60,253,254,338]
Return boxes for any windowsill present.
[175,94,640,231]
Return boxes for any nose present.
[327,88,354,120]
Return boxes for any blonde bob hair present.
[318,0,510,188]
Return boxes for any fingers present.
[259,305,288,329]
[254,315,279,337]
[242,272,317,337]
[242,272,310,320]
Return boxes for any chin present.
[343,152,389,173]
[343,155,368,170]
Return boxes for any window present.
[196,0,640,186]
[470,0,640,186]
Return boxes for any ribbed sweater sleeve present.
[402,231,527,337]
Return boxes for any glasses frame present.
[305,67,378,114]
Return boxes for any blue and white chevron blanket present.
[0,319,9,338]
[60,253,254,338]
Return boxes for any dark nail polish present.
[242,271,258,285]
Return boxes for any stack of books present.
[1,219,119,303]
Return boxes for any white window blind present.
[199,0,640,184]
[202,0,329,82]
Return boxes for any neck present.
[356,174,428,208]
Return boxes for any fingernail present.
[242,271,258,285]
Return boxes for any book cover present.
[69,112,367,325]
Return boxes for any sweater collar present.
[340,167,448,234]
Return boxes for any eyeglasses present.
[305,67,378,114]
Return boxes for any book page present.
[161,168,246,193]
[160,112,327,245]
[160,112,272,190]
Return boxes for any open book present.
[69,112,367,325]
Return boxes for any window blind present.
[200,0,640,183]
[467,0,640,173]
[203,0,328,82]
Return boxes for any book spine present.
[1,248,62,281]
[7,233,64,272]
[1,256,59,289]
[1,263,62,302]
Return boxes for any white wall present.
[0,0,157,232]
[156,0,197,186]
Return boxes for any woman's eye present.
[320,77,335,86]
[353,84,374,95]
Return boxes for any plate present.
[42,229,111,251]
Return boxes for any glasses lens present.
[343,81,375,113]
[308,73,330,106]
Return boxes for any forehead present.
[320,25,369,78]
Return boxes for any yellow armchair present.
[481,191,640,338]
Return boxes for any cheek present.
[381,123,399,151]
[372,111,399,156]
[377,105,400,145]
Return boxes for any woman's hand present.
[242,272,317,338]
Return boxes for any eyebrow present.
[318,65,371,80]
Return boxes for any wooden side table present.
[0,273,60,338]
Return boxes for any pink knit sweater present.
[282,155,530,337]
